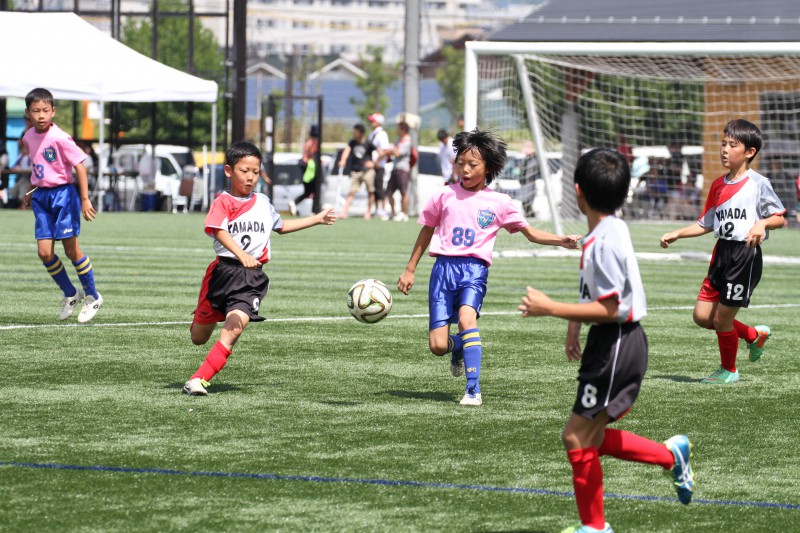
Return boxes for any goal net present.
[465,42,800,242]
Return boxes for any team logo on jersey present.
[477,209,495,229]
[43,146,57,163]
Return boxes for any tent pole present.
[97,100,105,214]
[207,102,217,211]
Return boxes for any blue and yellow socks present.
[461,328,482,394]
[72,255,99,299]
[44,256,77,297]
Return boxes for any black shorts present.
[573,322,648,421]
[194,256,270,324]
[699,239,762,308]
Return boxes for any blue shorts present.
[428,256,488,330]
[32,184,82,241]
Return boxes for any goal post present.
[465,41,800,236]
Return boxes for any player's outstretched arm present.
[660,223,711,248]
[519,286,618,323]
[519,226,581,249]
[398,225,435,295]
[278,208,337,234]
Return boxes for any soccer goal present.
[465,42,800,236]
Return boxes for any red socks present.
[567,447,605,530]
[598,428,674,470]
[716,329,739,372]
[191,341,232,381]
[568,431,676,529]
[733,320,758,344]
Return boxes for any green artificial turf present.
[1,210,798,532]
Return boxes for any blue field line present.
[2,460,798,510]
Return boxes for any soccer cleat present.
[459,391,482,406]
[182,378,210,396]
[450,350,465,377]
[664,435,694,505]
[393,212,409,222]
[748,325,771,362]
[288,200,297,216]
[560,522,614,533]
[77,293,103,323]
[58,288,84,320]
[700,366,739,384]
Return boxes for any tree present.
[435,45,465,127]
[118,0,224,145]
[350,46,399,119]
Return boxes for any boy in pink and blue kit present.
[397,129,580,406]
[22,88,102,323]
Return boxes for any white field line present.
[3,304,800,331]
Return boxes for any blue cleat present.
[664,435,694,504]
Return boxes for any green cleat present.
[701,366,739,384]
[748,325,771,362]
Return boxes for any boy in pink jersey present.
[22,88,102,323]
[520,149,694,533]
[661,119,785,384]
[397,129,579,406]
[183,141,336,396]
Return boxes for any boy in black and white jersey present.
[519,149,693,533]
[661,119,785,384]
[182,141,336,396]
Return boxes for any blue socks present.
[44,256,77,297]
[72,256,99,299]
[460,328,482,394]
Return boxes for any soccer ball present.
[347,278,393,324]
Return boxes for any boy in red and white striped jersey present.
[661,119,785,384]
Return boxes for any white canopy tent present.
[0,11,220,210]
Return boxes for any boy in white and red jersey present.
[22,88,102,323]
[520,149,693,533]
[183,141,336,396]
[661,119,785,384]
[397,129,579,406]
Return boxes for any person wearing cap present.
[366,113,391,219]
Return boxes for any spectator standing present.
[437,129,456,184]
[288,124,320,216]
[338,123,377,219]
[383,121,412,222]
[367,113,391,219]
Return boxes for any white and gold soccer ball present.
[347,278,393,324]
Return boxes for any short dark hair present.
[226,141,262,168]
[397,121,410,133]
[437,129,449,141]
[723,119,762,163]
[25,87,55,109]
[574,148,630,214]
[353,123,365,135]
[452,128,508,184]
